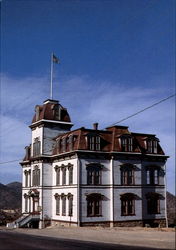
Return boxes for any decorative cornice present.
[29,119,74,129]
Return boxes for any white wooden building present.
[19,99,168,228]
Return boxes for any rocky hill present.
[166,191,176,226]
[0,182,22,209]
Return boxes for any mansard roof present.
[31,99,71,124]
[52,125,165,155]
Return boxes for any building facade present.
[20,99,168,228]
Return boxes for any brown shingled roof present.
[52,125,165,156]
[32,100,71,123]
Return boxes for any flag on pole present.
[52,54,60,64]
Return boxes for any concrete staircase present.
[7,214,40,228]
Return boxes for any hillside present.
[0,182,22,209]
[166,191,176,226]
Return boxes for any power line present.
[0,159,21,165]
[0,149,55,165]
[107,94,175,127]
[0,94,175,165]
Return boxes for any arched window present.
[68,134,73,151]
[120,164,135,185]
[146,166,160,185]
[146,193,161,214]
[33,166,40,186]
[68,165,73,185]
[62,137,66,152]
[120,135,133,152]
[120,193,136,216]
[24,170,28,187]
[56,139,61,153]
[86,193,103,217]
[33,137,41,156]
[24,194,29,213]
[68,194,73,217]
[61,195,66,216]
[55,166,60,185]
[54,193,60,215]
[86,164,102,185]
[35,105,41,121]
[62,167,67,185]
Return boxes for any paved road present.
[0,231,172,250]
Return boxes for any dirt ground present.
[4,226,175,249]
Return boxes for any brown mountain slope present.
[166,191,176,226]
[0,182,22,209]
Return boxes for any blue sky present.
[0,0,175,194]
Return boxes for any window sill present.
[87,184,102,186]
[146,184,160,186]
[121,184,135,186]
[121,214,136,216]
[148,212,160,215]
[87,215,102,217]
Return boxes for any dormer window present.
[25,146,31,160]
[121,135,133,152]
[52,104,61,121]
[88,135,101,151]
[33,137,40,157]
[62,137,66,152]
[147,138,158,154]
[60,138,66,153]
[35,106,40,121]
[68,134,73,151]
[56,139,61,153]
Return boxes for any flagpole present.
[50,52,53,99]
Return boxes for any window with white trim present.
[62,167,66,185]
[62,195,66,216]
[146,167,159,185]
[120,164,135,185]
[86,164,102,185]
[88,135,101,151]
[55,194,60,215]
[33,138,41,157]
[121,193,136,216]
[33,166,40,186]
[55,166,60,185]
[86,193,103,217]
[68,194,73,216]
[146,193,161,214]
[121,136,133,152]
[147,139,158,154]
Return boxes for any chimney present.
[93,123,98,130]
